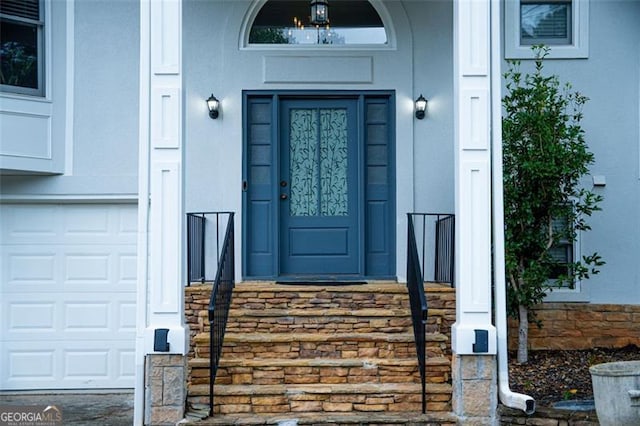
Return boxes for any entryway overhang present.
[135,0,503,424]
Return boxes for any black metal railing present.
[187,212,234,285]
[407,213,455,414]
[410,213,455,287]
[407,213,429,414]
[187,213,206,283]
[208,212,234,416]
[186,212,235,416]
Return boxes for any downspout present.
[490,0,535,415]
[133,1,151,424]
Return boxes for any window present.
[248,0,387,45]
[0,0,44,96]
[505,0,589,59]
[520,0,571,45]
[544,210,589,301]
[548,215,575,284]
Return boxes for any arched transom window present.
[249,0,387,45]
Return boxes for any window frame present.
[504,0,589,59]
[0,0,46,97]
[545,207,587,302]
[241,0,395,50]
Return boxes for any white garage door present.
[0,203,137,390]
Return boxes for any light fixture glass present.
[310,0,329,25]
[415,94,427,119]
[207,94,219,119]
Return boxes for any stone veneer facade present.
[184,284,456,388]
[185,283,455,424]
[145,354,186,425]
[508,303,640,351]
[453,355,498,425]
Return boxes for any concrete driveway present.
[0,391,134,425]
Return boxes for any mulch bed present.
[508,345,640,407]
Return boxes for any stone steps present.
[184,281,456,421]
[183,411,457,425]
[223,307,414,334]
[231,282,406,298]
[188,382,453,415]
[186,282,455,338]
[194,331,449,360]
[189,356,452,386]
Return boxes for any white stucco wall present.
[0,0,140,198]
[501,0,640,304]
[406,0,454,214]
[72,0,140,181]
[182,0,456,280]
[4,0,636,303]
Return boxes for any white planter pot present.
[590,360,640,426]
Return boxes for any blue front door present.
[243,92,396,280]
[279,99,360,276]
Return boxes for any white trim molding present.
[134,1,187,422]
[64,0,75,175]
[0,0,67,174]
[504,0,590,59]
[452,0,497,356]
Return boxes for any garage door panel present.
[62,248,137,291]
[64,302,111,330]
[118,302,137,331]
[65,254,111,283]
[119,254,138,282]
[3,248,136,293]
[2,293,136,341]
[62,207,110,236]
[1,205,59,240]
[117,206,138,235]
[1,341,135,389]
[64,350,110,377]
[3,349,55,381]
[1,205,137,245]
[4,252,58,286]
[8,302,56,331]
[1,203,137,390]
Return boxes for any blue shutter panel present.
[244,97,276,277]
[365,97,395,277]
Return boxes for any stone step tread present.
[187,281,454,295]
[182,411,457,425]
[201,308,451,320]
[188,382,452,397]
[188,356,451,369]
[194,332,448,344]
[222,308,411,318]
[236,281,405,293]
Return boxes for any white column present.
[451,0,497,355]
[143,0,186,355]
[134,2,185,424]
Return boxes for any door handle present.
[280,194,288,200]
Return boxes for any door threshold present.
[276,276,367,285]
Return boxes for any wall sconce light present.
[310,0,329,25]
[415,94,427,120]
[206,94,219,119]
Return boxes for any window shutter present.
[0,0,40,21]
